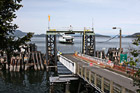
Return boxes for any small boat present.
[59,34,74,44]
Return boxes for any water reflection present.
[0,70,50,93]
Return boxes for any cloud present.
[14,0,140,35]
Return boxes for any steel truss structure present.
[46,30,95,68]
[82,34,96,56]
[46,35,57,67]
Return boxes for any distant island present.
[34,34,46,37]
[95,34,110,37]
[125,33,140,38]
[14,30,111,37]
[13,30,140,38]
[13,30,27,37]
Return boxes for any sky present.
[14,0,140,35]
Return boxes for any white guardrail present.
[59,55,76,74]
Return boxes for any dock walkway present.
[59,54,137,93]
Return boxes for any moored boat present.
[59,34,74,44]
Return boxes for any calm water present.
[0,36,136,93]
[31,36,134,54]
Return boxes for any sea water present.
[0,36,137,93]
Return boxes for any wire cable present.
[98,34,119,43]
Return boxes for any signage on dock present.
[120,54,127,64]
[89,62,93,66]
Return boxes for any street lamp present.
[112,27,122,64]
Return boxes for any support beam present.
[65,82,70,93]
[121,87,126,93]
[49,83,54,93]
[81,67,83,77]
[101,77,104,92]
[85,68,87,79]
[94,74,97,87]
[110,81,113,93]
[89,71,91,83]
[77,64,79,75]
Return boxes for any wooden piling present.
[32,53,37,71]
[14,58,17,72]
[16,57,20,72]
[10,57,14,71]
[39,52,44,70]
[36,52,40,70]
[21,53,24,70]
[25,53,30,71]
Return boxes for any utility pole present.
[120,29,122,56]
[92,18,96,56]
[113,27,122,64]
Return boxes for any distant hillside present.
[13,30,111,37]
[125,32,140,38]
[34,34,46,37]
[13,30,27,37]
[95,34,110,37]
[34,33,110,37]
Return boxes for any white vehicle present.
[59,34,74,44]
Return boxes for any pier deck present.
[59,54,137,93]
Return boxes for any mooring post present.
[49,83,54,93]
[65,82,70,93]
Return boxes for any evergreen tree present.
[0,0,33,64]
[127,35,140,92]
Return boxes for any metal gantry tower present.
[82,31,96,56]
[46,34,57,71]
[46,30,95,71]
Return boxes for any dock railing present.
[59,55,76,74]
[76,53,138,75]
[77,53,114,68]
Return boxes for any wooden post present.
[65,82,70,93]
[110,81,113,93]
[121,87,125,93]
[94,74,97,86]
[10,57,13,71]
[32,53,37,71]
[14,58,17,72]
[17,57,20,72]
[81,67,83,77]
[46,66,49,72]
[36,52,40,70]
[85,68,87,79]
[49,83,54,93]
[89,71,91,83]
[21,53,24,70]
[101,77,104,92]
[55,66,57,72]
[77,64,79,75]
[39,52,44,70]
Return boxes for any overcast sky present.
[14,0,140,35]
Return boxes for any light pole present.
[112,27,122,64]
